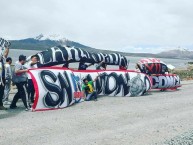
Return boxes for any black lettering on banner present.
[40,70,62,107]
[105,73,117,95]
[174,76,180,86]
[40,49,53,64]
[144,75,150,92]
[166,76,174,88]
[35,46,128,68]
[86,72,130,96]
[40,70,73,108]
[159,76,167,88]
[58,72,72,105]
[96,73,107,94]
[152,75,181,89]
[111,72,130,96]
[152,76,159,88]
[52,47,65,62]
[58,46,69,61]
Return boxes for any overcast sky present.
[0,0,193,53]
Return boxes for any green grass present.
[172,69,193,80]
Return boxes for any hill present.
[9,34,156,57]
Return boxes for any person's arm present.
[96,61,104,70]
[82,85,86,92]
[3,47,9,58]
[98,61,104,66]
[15,69,28,74]
[5,66,11,81]
[87,63,93,67]
[5,66,8,79]
[93,75,99,82]
[15,64,28,74]
[30,61,37,66]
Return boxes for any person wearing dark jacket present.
[78,59,93,70]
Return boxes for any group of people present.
[0,50,128,110]
[63,59,127,102]
[0,51,39,111]
[63,57,128,71]
[3,48,168,110]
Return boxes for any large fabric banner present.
[29,68,152,111]
[28,45,128,68]
[138,58,168,74]
[151,74,181,89]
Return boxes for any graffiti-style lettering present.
[151,75,181,89]
[40,70,73,108]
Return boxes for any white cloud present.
[0,0,193,52]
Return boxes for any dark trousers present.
[28,79,35,102]
[0,78,5,106]
[85,91,97,101]
[11,82,28,108]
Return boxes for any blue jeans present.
[85,91,97,101]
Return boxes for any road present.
[0,81,193,145]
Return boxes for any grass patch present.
[172,69,193,81]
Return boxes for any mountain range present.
[9,34,193,59]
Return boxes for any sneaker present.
[10,105,17,109]
[94,98,98,101]
[4,101,11,105]
[0,106,7,110]
[25,108,32,111]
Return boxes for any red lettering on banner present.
[148,58,160,63]
[145,63,154,73]
[140,59,148,64]
[74,92,84,98]
[140,58,161,64]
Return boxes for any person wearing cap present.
[0,44,9,110]
[10,55,30,111]
[82,76,99,101]
[3,57,12,105]
[25,55,38,103]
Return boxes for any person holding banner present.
[25,55,38,103]
[96,61,107,70]
[10,55,30,111]
[82,76,99,101]
[0,39,10,110]
[78,58,93,70]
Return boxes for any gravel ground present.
[161,131,193,145]
[0,80,193,145]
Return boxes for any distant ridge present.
[9,34,156,57]
[12,34,193,59]
[157,48,193,59]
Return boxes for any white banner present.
[29,68,152,111]
[151,75,181,89]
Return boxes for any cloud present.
[0,0,193,52]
